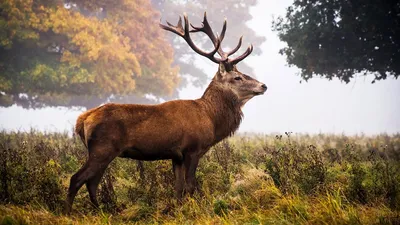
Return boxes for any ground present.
[0,131,399,224]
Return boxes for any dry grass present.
[0,130,399,224]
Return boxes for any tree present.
[0,0,179,108]
[0,0,265,109]
[151,0,266,89]
[273,0,400,83]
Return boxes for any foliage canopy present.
[273,0,400,83]
[0,0,265,109]
[0,0,179,108]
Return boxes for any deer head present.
[160,12,267,106]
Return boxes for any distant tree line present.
[0,0,264,109]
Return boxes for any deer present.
[64,12,267,214]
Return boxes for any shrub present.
[0,130,399,223]
[264,137,327,194]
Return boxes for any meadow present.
[0,130,399,224]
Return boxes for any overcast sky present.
[0,0,399,135]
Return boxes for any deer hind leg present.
[86,167,107,208]
[65,161,93,214]
[64,143,118,214]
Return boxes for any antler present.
[159,13,222,63]
[230,44,253,65]
[190,12,244,60]
[160,12,253,66]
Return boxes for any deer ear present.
[218,63,227,76]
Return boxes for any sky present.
[0,0,399,135]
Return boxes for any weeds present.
[0,130,399,224]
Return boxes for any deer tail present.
[75,106,101,149]
[75,113,88,148]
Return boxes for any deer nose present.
[261,84,267,90]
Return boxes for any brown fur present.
[76,82,242,156]
[65,13,267,214]
[65,67,266,214]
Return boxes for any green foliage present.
[0,131,79,212]
[213,199,229,216]
[0,130,399,224]
[264,135,327,194]
[0,0,179,108]
[273,0,400,83]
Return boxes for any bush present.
[0,130,399,224]
[264,136,327,194]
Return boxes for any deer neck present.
[200,81,243,142]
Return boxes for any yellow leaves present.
[71,30,95,53]
[0,76,12,92]
[0,38,12,48]
[69,68,94,84]
[1,0,180,102]
[49,6,143,88]
[1,0,51,42]
[47,159,61,168]
[28,12,40,26]
[20,30,39,40]
[126,53,142,77]
[59,73,67,84]
[31,64,52,81]
[49,7,71,33]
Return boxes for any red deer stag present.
[65,12,267,214]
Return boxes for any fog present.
[0,0,399,135]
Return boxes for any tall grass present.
[0,130,399,224]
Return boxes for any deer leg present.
[172,159,185,200]
[85,167,107,208]
[184,154,200,196]
[64,143,117,214]
[65,160,95,214]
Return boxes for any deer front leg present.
[184,153,200,196]
[172,159,185,200]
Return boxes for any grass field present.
[0,130,399,224]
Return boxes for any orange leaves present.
[61,50,80,67]
[44,5,143,95]
[1,0,180,107]
[55,0,179,96]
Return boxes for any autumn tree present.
[152,0,266,89]
[0,0,179,108]
[273,0,400,83]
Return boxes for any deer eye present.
[234,76,242,81]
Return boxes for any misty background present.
[0,0,399,135]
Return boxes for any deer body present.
[77,82,242,161]
[65,12,267,214]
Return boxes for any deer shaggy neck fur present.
[201,80,243,142]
